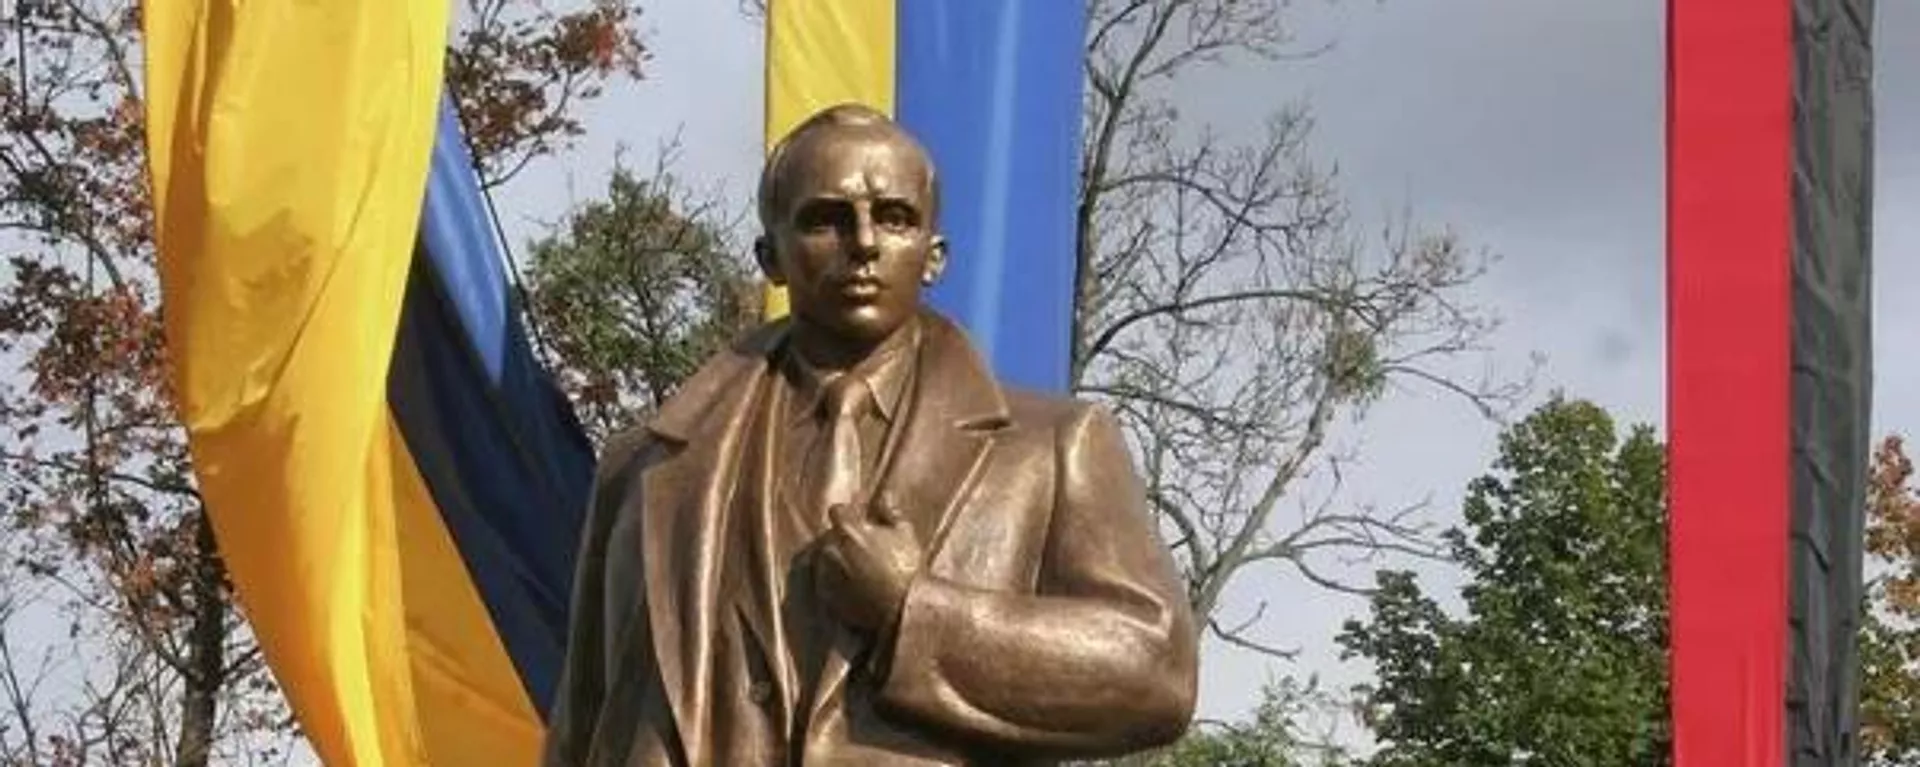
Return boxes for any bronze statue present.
[543,104,1198,766]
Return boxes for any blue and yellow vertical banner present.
[764,0,1087,391]
[144,1,461,763]
[396,96,596,734]
[145,1,592,764]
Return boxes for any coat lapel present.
[638,321,786,765]
[878,312,1011,553]
[807,311,1011,733]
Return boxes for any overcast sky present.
[493,0,1920,732]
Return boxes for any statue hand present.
[817,494,923,633]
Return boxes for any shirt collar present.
[783,319,919,426]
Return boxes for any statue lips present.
[837,273,885,303]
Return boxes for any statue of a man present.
[543,103,1198,766]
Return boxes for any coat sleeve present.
[872,403,1199,758]
[541,429,648,766]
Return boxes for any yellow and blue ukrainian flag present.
[141,0,1080,764]
[144,1,592,764]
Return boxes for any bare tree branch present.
[1208,613,1300,662]
[0,622,47,765]
[0,451,201,501]
[1083,286,1349,366]
[1069,0,1521,668]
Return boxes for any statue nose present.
[850,225,880,261]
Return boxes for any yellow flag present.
[761,0,897,318]
[143,1,479,763]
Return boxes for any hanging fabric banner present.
[1667,0,1874,764]
[146,2,594,762]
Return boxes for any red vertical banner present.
[1667,1,1793,766]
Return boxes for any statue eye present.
[794,201,852,232]
[872,201,919,229]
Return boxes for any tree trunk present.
[173,513,228,767]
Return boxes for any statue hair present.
[755,103,940,231]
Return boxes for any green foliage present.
[1337,396,1669,766]
[1861,436,1920,765]
[522,165,759,442]
[1139,679,1354,767]
[1860,611,1920,766]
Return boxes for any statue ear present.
[922,235,948,286]
[754,236,786,285]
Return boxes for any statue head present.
[755,104,946,352]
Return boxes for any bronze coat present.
[543,311,1198,766]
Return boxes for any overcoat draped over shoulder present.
[543,310,1198,766]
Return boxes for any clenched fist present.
[815,494,923,633]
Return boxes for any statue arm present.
[541,431,646,766]
[874,404,1198,758]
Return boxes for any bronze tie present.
[780,374,871,747]
[810,375,870,516]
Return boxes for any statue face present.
[760,127,944,349]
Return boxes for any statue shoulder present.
[590,425,655,491]
[597,425,651,466]
[999,387,1118,435]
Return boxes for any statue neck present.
[789,315,919,376]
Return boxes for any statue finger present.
[867,491,903,525]
[831,506,880,550]
[828,502,863,531]
[825,499,864,538]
